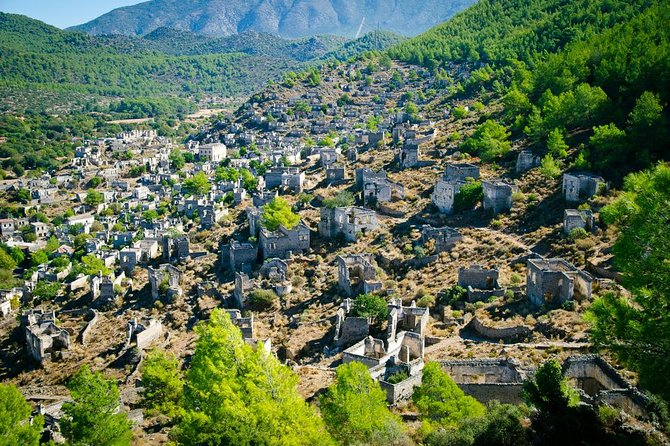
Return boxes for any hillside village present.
[0,53,662,443]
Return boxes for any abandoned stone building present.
[90,273,117,309]
[387,297,430,339]
[258,258,292,296]
[421,225,462,254]
[264,167,305,193]
[325,165,346,183]
[233,272,255,309]
[432,164,481,214]
[399,141,419,168]
[526,258,593,306]
[334,298,371,347]
[162,235,190,262]
[440,358,527,404]
[119,247,142,273]
[127,317,163,350]
[458,265,505,302]
[226,309,255,340]
[319,206,379,242]
[363,177,404,206]
[562,172,607,202]
[516,150,541,173]
[355,168,386,191]
[222,240,258,273]
[337,254,382,297]
[320,148,340,168]
[482,180,517,215]
[259,222,310,260]
[564,209,595,234]
[342,331,424,369]
[445,163,480,182]
[23,310,71,364]
[197,143,227,163]
[148,264,182,302]
[246,206,262,237]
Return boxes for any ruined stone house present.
[148,264,182,302]
[127,317,163,350]
[526,258,593,306]
[421,225,462,253]
[458,264,505,302]
[23,310,70,364]
[319,207,379,242]
[482,180,517,215]
[337,254,383,297]
[564,209,595,234]
[259,222,310,260]
[432,163,480,214]
[562,172,607,202]
[222,240,258,273]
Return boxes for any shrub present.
[385,369,410,384]
[540,154,561,179]
[441,286,468,305]
[249,289,279,310]
[352,294,389,322]
[417,294,436,308]
[568,227,589,240]
[598,405,619,428]
[512,191,525,202]
[454,181,483,212]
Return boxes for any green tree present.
[589,123,629,173]
[320,361,408,446]
[79,254,110,276]
[547,128,568,158]
[323,190,355,209]
[85,190,104,207]
[33,280,60,301]
[140,350,184,417]
[453,181,483,213]
[0,383,43,446]
[351,294,389,323]
[169,149,186,170]
[462,120,511,162]
[61,366,133,446]
[175,309,333,445]
[0,249,17,271]
[261,197,300,231]
[539,154,561,179]
[589,164,670,401]
[30,250,48,267]
[413,362,485,430]
[182,172,211,196]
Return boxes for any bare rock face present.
[70,0,476,38]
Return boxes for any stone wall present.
[458,383,524,404]
[465,317,532,342]
[380,372,423,405]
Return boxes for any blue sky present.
[0,0,145,28]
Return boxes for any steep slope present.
[389,0,655,66]
[70,0,476,38]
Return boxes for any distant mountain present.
[70,0,476,38]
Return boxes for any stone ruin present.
[148,264,182,302]
[337,254,382,297]
[421,225,462,254]
[325,165,346,183]
[432,163,480,214]
[386,297,429,340]
[259,258,292,296]
[564,209,595,234]
[458,264,505,302]
[23,310,71,364]
[233,272,255,309]
[163,234,190,262]
[482,180,518,215]
[222,240,258,273]
[334,298,370,347]
[526,258,593,306]
[439,356,652,417]
[516,150,541,173]
[563,172,608,202]
[319,206,379,243]
[126,317,163,350]
[226,309,272,353]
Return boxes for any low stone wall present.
[465,317,531,342]
[80,310,99,346]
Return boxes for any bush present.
[352,293,389,322]
[462,120,511,162]
[249,289,279,310]
[540,154,561,179]
[598,405,619,428]
[417,294,436,308]
[454,181,483,212]
[385,369,410,384]
[441,286,468,305]
[568,227,588,240]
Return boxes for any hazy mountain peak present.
[70,0,476,38]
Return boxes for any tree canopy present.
[0,383,42,446]
[261,197,300,231]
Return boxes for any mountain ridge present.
[69,0,476,38]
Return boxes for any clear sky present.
[0,0,145,28]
